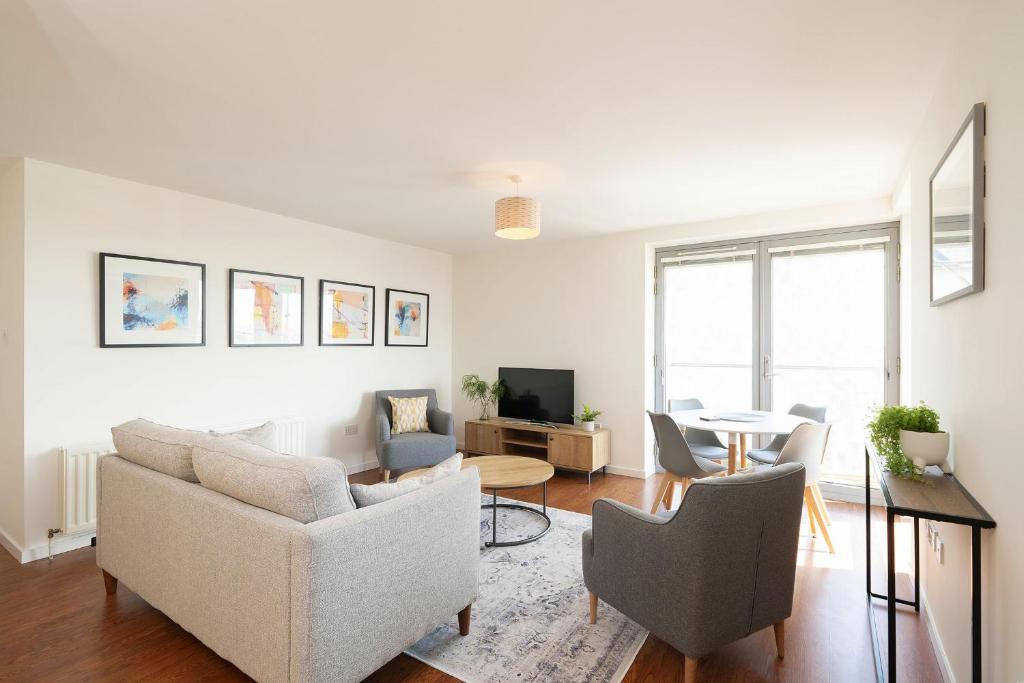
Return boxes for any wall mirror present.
[930,102,985,305]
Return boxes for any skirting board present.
[3,525,95,565]
[0,524,23,563]
[921,589,956,683]
[818,481,884,506]
[347,458,382,474]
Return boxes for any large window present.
[655,224,899,486]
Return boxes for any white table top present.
[669,409,812,435]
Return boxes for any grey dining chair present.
[668,398,728,463]
[746,403,827,465]
[773,421,834,553]
[584,463,807,683]
[647,411,725,515]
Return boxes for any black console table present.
[865,445,995,682]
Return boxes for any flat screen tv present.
[498,367,574,425]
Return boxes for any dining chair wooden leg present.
[805,488,835,553]
[683,655,698,683]
[812,483,832,526]
[773,620,785,658]
[589,592,598,624]
[680,477,691,500]
[665,479,677,511]
[651,474,673,514]
[740,433,747,469]
[804,488,817,536]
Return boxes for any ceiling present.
[0,0,968,253]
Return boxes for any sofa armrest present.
[376,412,391,444]
[289,467,481,683]
[427,407,454,436]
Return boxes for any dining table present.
[668,409,814,474]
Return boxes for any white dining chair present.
[772,421,834,553]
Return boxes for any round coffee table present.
[399,455,555,547]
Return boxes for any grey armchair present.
[375,389,456,481]
[583,463,806,683]
[747,403,826,465]
[648,411,725,515]
[668,398,728,462]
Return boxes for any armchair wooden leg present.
[805,488,835,553]
[683,655,698,683]
[458,604,472,636]
[383,469,391,483]
[774,620,785,658]
[589,592,598,624]
[651,474,673,514]
[102,569,117,595]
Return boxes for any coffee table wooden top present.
[398,455,555,489]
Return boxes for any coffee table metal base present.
[482,482,550,547]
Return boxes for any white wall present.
[13,159,452,559]
[900,1,1024,680]
[0,159,26,555]
[453,197,895,477]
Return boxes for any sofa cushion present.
[192,439,356,523]
[388,395,430,435]
[111,418,217,482]
[209,421,277,450]
[350,453,463,507]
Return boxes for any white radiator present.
[57,416,305,539]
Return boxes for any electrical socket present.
[936,539,945,564]
[344,424,358,436]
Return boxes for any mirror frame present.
[930,102,986,306]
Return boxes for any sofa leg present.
[683,655,698,683]
[589,591,598,624]
[774,620,785,658]
[102,569,117,595]
[383,469,391,483]
[457,604,472,636]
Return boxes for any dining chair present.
[647,411,726,514]
[746,403,827,465]
[668,398,729,463]
[772,421,834,553]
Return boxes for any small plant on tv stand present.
[572,404,603,432]
[461,374,505,420]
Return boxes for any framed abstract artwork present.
[319,280,375,346]
[100,252,206,348]
[229,269,304,347]
[384,288,429,347]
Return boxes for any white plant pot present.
[581,421,596,432]
[899,430,950,471]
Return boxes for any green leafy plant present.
[461,374,505,420]
[572,404,603,423]
[867,402,941,479]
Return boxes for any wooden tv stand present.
[463,419,610,483]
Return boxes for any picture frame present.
[384,288,429,347]
[930,102,985,306]
[319,279,375,346]
[229,269,304,347]
[99,252,206,348]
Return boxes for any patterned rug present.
[406,496,649,683]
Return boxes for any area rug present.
[406,496,649,683]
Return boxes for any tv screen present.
[498,367,574,425]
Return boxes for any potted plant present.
[572,404,603,432]
[868,402,948,479]
[461,374,505,420]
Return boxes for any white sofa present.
[96,446,481,683]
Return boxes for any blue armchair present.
[375,389,456,481]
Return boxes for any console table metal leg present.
[971,525,982,683]
[913,517,920,612]
[887,508,897,682]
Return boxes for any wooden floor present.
[0,467,942,682]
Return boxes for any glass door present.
[763,233,899,485]
[655,224,899,487]
[658,245,757,413]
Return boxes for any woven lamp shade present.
[494,196,540,239]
